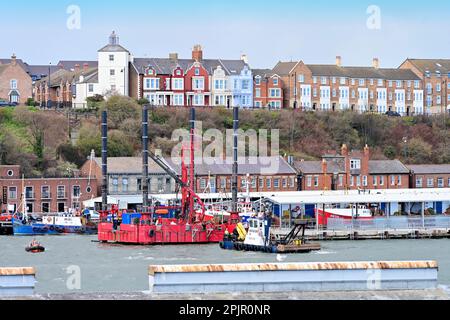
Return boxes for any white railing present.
[326,216,450,231]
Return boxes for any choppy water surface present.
[1,235,449,294]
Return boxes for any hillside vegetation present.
[0,96,449,177]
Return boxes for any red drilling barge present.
[97,107,240,245]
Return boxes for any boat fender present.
[149,229,155,238]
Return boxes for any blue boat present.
[12,215,97,236]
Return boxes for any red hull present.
[97,221,235,245]
[316,209,373,225]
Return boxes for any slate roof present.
[272,61,298,76]
[253,69,275,78]
[167,156,296,176]
[404,59,450,74]
[93,157,168,175]
[36,68,98,87]
[92,156,295,176]
[294,159,409,174]
[407,164,450,174]
[57,60,98,70]
[132,57,248,76]
[307,65,421,80]
[98,44,130,53]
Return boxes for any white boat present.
[316,204,373,225]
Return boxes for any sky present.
[1,0,450,69]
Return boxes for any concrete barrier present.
[148,261,438,294]
[0,267,36,297]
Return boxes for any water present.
[1,235,449,294]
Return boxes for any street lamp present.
[402,137,408,162]
[47,62,52,109]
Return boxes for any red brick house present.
[407,164,450,189]
[253,69,284,108]
[0,165,98,214]
[294,145,411,191]
[0,55,32,104]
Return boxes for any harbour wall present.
[0,267,36,297]
[148,261,438,294]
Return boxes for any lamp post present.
[402,136,408,162]
[47,62,52,109]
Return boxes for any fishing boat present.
[316,204,373,225]
[220,211,321,253]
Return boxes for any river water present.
[1,235,449,294]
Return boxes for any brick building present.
[0,165,97,214]
[273,57,424,115]
[79,155,297,196]
[407,164,450,189]
[253,69,284,108]
[0,55,33,104]
[293,145,411,191]
[399,59,450,114]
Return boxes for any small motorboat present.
[25,240,45,253]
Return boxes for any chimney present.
[169,53,178,62]
[83,63,89,71]
[322,159,328,174]
[11,54,17,66]
[372,58,379,69]
[74,64,80,72]
[192,44,203,62]
[240,54,248,64]
[364,144,370,157]
[336,56,342,67]
[341,144,348,157]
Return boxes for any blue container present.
[122,213,142,225]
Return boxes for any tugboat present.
[220,206,321,254]
[25,239,45,253]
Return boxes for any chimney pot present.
[74,64,81,72]
[192,44,203,62]
[372,58,379,69]
[169,53,178,61]
[336,56,342,67]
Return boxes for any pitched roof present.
[98,44,130,53]
[132,57,248,76]
[369,160,410,174]
[93,157,169,175]
[272,61,298,76]
[307,64,421,80]
[57,61,98,71]
[407,164,450,174]
[294,159,409,174]
[253,69,275,78]
[404,59,450,74]
[25,65,60,77]
[36,68,98,87]
[167,156,296,176]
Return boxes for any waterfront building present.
[293,145,411,191]
[399,59,450,114]
[273,57,424,115]
[0,165,97,214]
[408,164,450,189]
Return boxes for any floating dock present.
[0,267,36,297]
[148,261,438,294]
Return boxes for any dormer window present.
[425,70,431,78]
[147,69,154,76]
[255,77,261,85]
[436,71,441,77]
[176,70,181,76]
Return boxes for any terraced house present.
[273,57,424,115]
[400,59,450,114]
[253,69,284,108]
[133,45,252,107]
